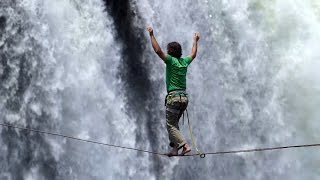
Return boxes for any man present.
[147,26,200,156]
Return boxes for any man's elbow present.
[155,49,164,56]
[190,54,196,59]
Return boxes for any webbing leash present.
[185,109,205,158]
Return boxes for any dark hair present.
[167,42,182,58]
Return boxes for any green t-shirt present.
[165,54,192,92]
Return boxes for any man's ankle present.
[183,143,189,148]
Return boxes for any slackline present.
[0,122,319,158]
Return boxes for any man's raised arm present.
[147,26,166,61]
[190,32,200,60]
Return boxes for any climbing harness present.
[165,90,187,105]
[0,122,320,158]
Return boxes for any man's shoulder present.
[165,54,173,64]
[181,56,192,65]
[181,56,191,60]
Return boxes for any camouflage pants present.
[165,92,188,149]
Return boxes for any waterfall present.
[1,0,320,179]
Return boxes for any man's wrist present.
[149,32,154,36]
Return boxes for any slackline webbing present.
[0,122,319,158]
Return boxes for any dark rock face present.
[104,0,164,177]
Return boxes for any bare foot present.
[180,144,191,155]
[167,147,178,157]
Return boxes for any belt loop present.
[179,94,182,109]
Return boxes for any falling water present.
[1,0,320,179]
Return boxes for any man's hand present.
[147,26,154,36]
[193,32,200,42]
[190,32,200,60]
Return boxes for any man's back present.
[165,55,192,92]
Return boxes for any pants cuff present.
[170,141,186,149]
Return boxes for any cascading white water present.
[1,0,320,179]
[0,0,153,179]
